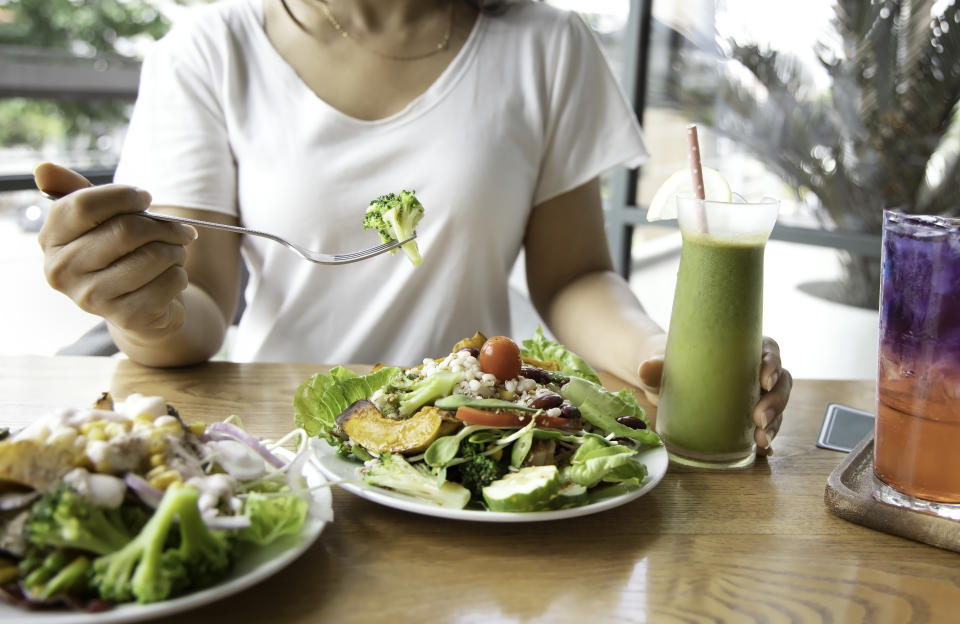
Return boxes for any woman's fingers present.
[753,368,793,456]
[755,411,784,456]
[637,355,664,405]
[44,214,195,300]
[109,269,190,331]
[64,240,188,305]
[760,336,783,392]
[47,234,192,332]
[754,335,793,456]
[637,355,663,390]
[47,212,196,276]
[39,184,156,248]
[33,161,92,197]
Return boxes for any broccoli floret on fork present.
[363,190,424,266]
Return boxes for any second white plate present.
[0,449,331,624]
[312,439,667,522]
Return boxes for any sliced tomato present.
[455,405,529,427]
[454,405,581,430]
[535,414,583,431]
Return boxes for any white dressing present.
[62,468,127,509]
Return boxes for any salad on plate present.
[294,329,662,513]
[0,393,330,613]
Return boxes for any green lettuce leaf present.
[293,365,401,439]
[520,326,601,385]
[560,377,661,446]
[564,436,646,488]
[600,459,649,487]
[238,492,308,546]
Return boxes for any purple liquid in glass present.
[875,211,960,504]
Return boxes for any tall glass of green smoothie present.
[656,195,779,469]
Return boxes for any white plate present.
[312,439,668,522]
[0,449,331,624]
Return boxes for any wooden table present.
[1,355,958,623]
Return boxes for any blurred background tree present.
[679,0,960,308]
[0,0,173,156]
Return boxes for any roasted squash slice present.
[451,332,487,353]
[339,401,459,455]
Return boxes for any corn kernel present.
[147,434,169,455]
[79,419,107,435]
[146,464,167,479]
[103,422,128,440]
[188,422,207,436]
[149,453,165,468]
[149,469,182,490]
[47,426,78,447]
[153,415,179,429]
[154,422,183,439]
[86,426,106,442]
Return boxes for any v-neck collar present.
[245,0,487,127]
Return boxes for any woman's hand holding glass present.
[637,336,793,456]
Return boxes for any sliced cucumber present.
[482,465,561,512]
[549,483,589,509]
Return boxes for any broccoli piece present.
[90,483,232,604]
[363,453,470,509]
[363,190,424,266]
[20,549,72,593]
[169,489,233,589]
[26,483,135,556]
[17,548,92,601]
[36,555,91,600]
[455,442,506,501]
[396,370,460,417]
[377,369,460,417]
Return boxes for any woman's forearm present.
[108,283,231,367]
[543,270,665,385]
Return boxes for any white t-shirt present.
[115,0,648,366]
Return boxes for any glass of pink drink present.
[874,210,960,520]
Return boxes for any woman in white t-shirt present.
[34,0,792,454]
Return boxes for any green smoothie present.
[657,231,765,466]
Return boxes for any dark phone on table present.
[816,403,876,453]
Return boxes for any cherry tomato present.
[455,406,582,431]
[478,336,522,381]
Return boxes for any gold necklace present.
[317,1,453,61]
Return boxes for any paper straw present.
[686,124,708,232]
[687,124,706,200]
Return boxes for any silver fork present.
[39,190,415,265]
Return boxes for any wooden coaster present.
[824,433,960,552]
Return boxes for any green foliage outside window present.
[679,0,960,307]
[0,0,174,152]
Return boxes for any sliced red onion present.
[124,473,162,508]
[202,514,252,530]
[204,422,285,469]
[205,440,266,481]
[0,490,39,511]
[199,431,236,442]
